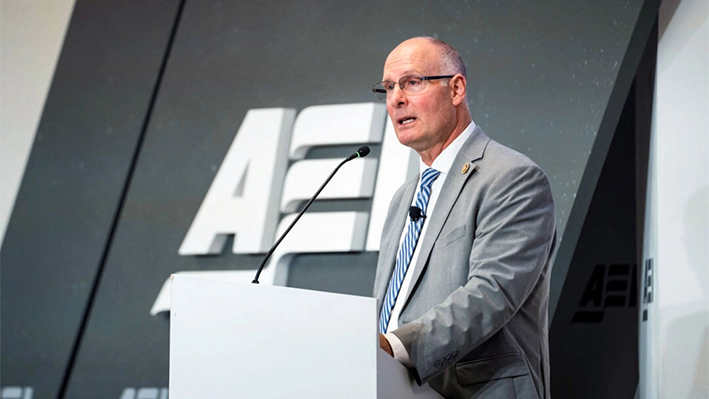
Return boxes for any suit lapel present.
[401,126,491,310]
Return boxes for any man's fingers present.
[379,334,393,356]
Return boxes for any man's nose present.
[389,85,407,107]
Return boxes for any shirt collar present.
[419,120,477,176]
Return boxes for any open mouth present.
[398,117,416,125]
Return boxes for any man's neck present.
[419,114,473,166]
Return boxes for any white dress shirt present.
[384,121,476,366]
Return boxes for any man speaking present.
[373,37,556,399]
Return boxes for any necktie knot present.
[415,168,440,214]
[420,168,441,190]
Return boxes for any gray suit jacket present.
[373,126,556,399]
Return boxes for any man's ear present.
[450,74,467,106]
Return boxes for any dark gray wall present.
[1,0,659,397]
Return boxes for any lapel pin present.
[461,162,470,174]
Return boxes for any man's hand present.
[379,333,393,356]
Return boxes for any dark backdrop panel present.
[549,0,660,318]
[550,85,640,399]
[549,20,656,398]
[0,0,182,397]
[3,0,652,397]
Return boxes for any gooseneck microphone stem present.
[252,146,370,284]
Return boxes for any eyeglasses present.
[372,75,454,102]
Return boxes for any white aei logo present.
[150,103,416,314]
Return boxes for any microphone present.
[252,146,371,284]
[345,145,370,161]
[409,206,426,222]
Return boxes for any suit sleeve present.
[391,162,556,383]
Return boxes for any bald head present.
[416,37,467,78]
[388,37,466,78]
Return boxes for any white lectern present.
[169,275,443,399]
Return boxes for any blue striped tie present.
[379,168,441,334]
